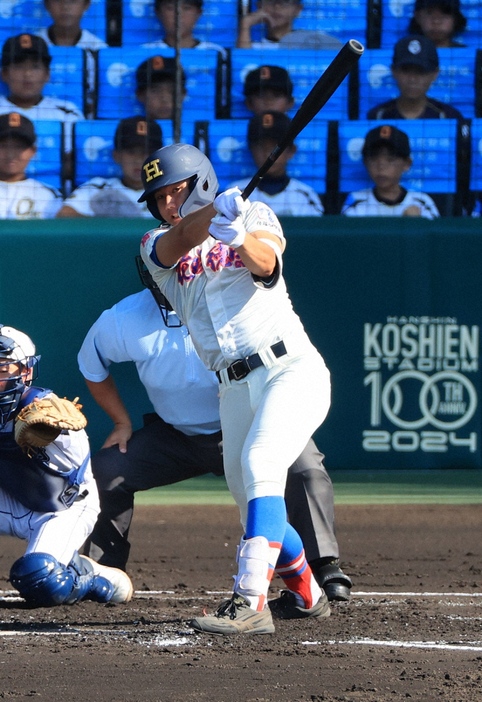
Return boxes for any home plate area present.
[0,503,480,701]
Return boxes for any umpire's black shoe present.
[310,558,352,602]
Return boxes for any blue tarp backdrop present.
[1,216,480,469]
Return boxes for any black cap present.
[244,65,293,98]
[136,56,185,90]
[114,117,163,152]
[1,33,51,68]
[392,35,439,72]
[0,112,36,146]
[362,124,411,159]
[247,111,292,145]
[414,0,462,13]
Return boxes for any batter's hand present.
[213,188,249,222]
[102,422,133,453]
[209,214,246,248]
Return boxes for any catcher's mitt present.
[15,394,87,451]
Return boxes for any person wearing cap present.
[0,33,84,122]
[0,112,63,219]
[229,111,323,216]
[135,56,186,121]
[38,0,107,50]
[237,0,342,50]
[341,124,440,218]
[0,324,133,608]
[57,117,163,217]
[367,35,464,120]
[243,65,295,116]
[407,0,467,48]
[142,0,226,57]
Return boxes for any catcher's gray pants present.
[84,413,339,570]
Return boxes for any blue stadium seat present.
[357,47,476,118]
[470,118,482,190]
[194,118,328,194]
[25,119,64,191]
[229,48,351,120]
[95,47,224,120]
[72,119,178,189]
[337,118,459,196]
[121,0,238,49]
[0,0,106,44]
[289,0,369,46]
[379,0,482,49]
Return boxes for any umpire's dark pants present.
[84,413,339,570]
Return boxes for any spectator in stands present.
[0,33,84,122]
[142,0,226,56]
[56,117,163,218]
[38,0,107,50]
[407,0,467,48]
[341,124,440,218]
[228,111,324,216]
[367,35,464,120]
[135,56,186,120]
[243,65,294,116]
[0,112,62,219]
[237,0,342,50]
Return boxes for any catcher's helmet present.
[0,325,39,428]
[138,143,219,221]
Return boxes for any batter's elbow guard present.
[9,553,76,606]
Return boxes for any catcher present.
[0,324,133,607]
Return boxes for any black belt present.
[216,341,287,382]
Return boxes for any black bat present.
[241,39,364,200]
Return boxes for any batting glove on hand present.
[213,188,249,222]
[209,213,246,248]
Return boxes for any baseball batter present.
[139,144,332,635]
[0,325,133,607]
[78,262,351,602]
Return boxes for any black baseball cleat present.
[268,590,330,620]
[310,558,353,602]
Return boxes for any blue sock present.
[245,496,286,546]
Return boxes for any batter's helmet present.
[0,325,39,428]
[138,143,219,221]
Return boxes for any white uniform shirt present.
[77,289,221,435]
[141,38,227,58]
[251,30,342,50]
[341,188,440,219]
[0,178,63,219]
[228,178,323,217]
[141,201,314,372]
[0,94,84,122]
[63,177,152,218]
[37,27,108,50]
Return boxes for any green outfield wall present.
[1,216,481,469]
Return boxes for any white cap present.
[0,325,36,363]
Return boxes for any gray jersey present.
[0,178,63,219]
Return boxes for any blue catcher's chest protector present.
[0,387,89,513]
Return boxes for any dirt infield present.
[0,503,481,702]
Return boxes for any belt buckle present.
[230,359,248,381]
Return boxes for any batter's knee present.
[9,553,75,607]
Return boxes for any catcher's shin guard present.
[9,552,132,606]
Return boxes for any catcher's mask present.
[135,256,182,327]
[137,143,219,222]
[0,325,40,429]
